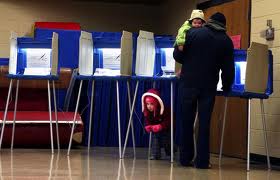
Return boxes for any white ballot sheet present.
[94,68,120,76]
[24,67,51,76]
[102,48,121,70]
[26,49,51,68]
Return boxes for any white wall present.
[251,0,280,158]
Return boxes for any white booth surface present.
[135,30,155,76]
[78,31,94,76]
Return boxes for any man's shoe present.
[194,163,212,169]
[180,159,193,167]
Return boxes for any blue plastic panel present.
[35,28,81,69]
[231,49,273,97]
[0,58,9,66]
[92,32,122,71]
[16,37,53,75]
[155,35,176,76]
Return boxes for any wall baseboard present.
[251,153,280,166]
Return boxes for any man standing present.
[173,12,235,169]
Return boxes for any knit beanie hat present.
[209,12,226,26]
[142,88,164,117]
[189,9,205,22]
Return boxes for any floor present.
[0,147,279,180]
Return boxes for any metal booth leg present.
[87,80,95,150]
[116,80,122,159]
[11,80,19,150]
[52,81,60,150]
[122,81,139,158]
[219,97,228,167]
[47,80,54,154]
[126,81,136,156]
[0,79,13,149]
[247,99,251,171]
[260,99,271,170]
[67,80,83,156]
[170,81,174,163]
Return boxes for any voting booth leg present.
[52,81,60,150]
[260,99,271,170]
[149,81,155,159]
[192,110,198,162]
[219,97,228,167]
[11,80,19,150]
[48,154,54,179]
[170,81,174,163]
[247,99,251,171]
[116,80,122,159]
[88,80,95,151]
[0,79,13,149]
[148,132,152,159]
[126,81,136,157]
[122,81,139,158]
[67,80,83,156]
[47,80,54,154]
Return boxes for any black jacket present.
[173,22,234,91]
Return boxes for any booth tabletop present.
[74,74,131,81]
[216,90,269,99]
[6,74,59,80]
[131,75,178,81]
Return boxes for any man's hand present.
[178,45,184,51]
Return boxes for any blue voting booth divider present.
[32,28,273,148]
[35,28,81,69]
[13,37,52,75]
[0,58,9,66]
[34,28,176,147]
[229,49,273,98]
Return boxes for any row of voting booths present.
[0,27,273,169]
[0,32,60,154]
[0,29,179,157]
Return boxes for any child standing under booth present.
[142,88,172,160]
[175,9,205,51]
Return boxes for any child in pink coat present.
[142,88,171,160]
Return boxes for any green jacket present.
[175,21,192,46]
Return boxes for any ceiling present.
[73,0,168,5]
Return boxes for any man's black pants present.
[178,84,216,167]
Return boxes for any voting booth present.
[91,31,133,76]
[9,32,58,76]
[218,42,273,171]
[123,30,177,162]
[155,35,177,76]
[67,31,134,157]
[0,32,60,153]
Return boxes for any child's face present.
[192,18,203,28]
[146,102,155,112]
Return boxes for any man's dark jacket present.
[173,22,235,91]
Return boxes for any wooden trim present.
[248,0,252,47]
[197,0,235,10]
